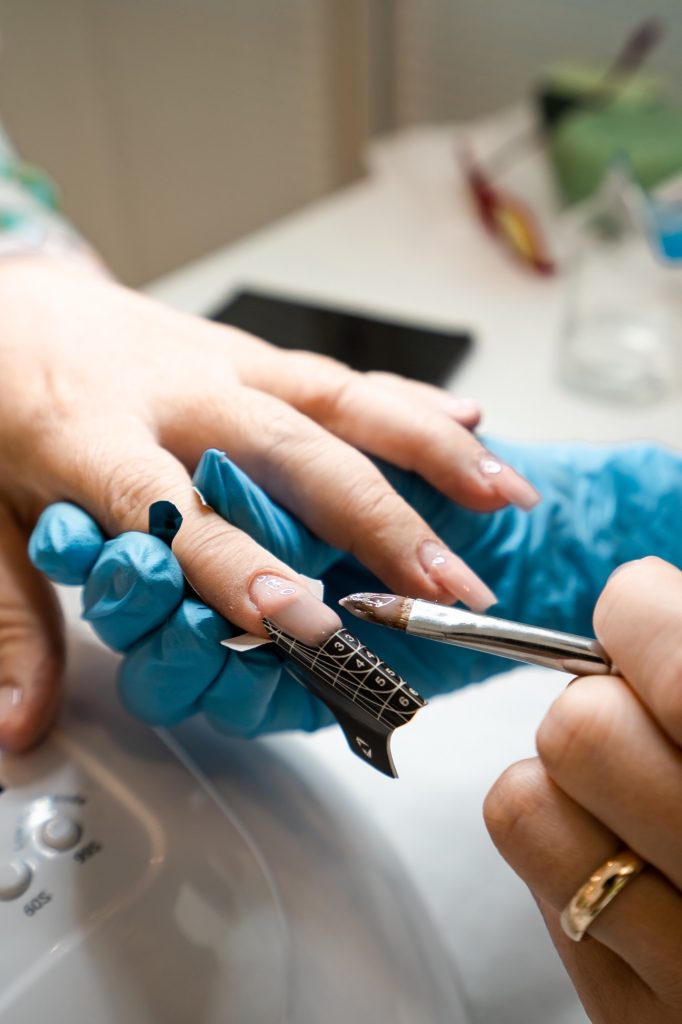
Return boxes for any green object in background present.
[0,207,29,232]
[0,160,60,212]
[549,103,682,206]
[536,61,663,130]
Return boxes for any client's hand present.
[0,257,537,750]
[30,440,682,737]
[484,557,682,1024]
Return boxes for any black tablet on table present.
[210,289,472,387]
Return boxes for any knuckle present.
[315,369,358,425]
[91,444,179,534]
[283,352,357,421]
[347,479,404,551]
[483,759,549,853]
[263,408,320,469]
[104,463,160,530]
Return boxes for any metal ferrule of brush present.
[407,601,612,676]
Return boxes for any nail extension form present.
[262,618,427,778]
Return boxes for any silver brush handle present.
[408,601,612,676]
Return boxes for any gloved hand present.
[29,440,682,736]
[29,453,340,736]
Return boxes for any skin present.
[0,255,538,752]
[484,557,682,1024]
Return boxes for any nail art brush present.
[339,594,612,676]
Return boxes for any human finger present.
[30,458,338,733]
[158,390,497,610]
[192,449,337,577]
[28,502,105,585]
[594,557,682,746]
[39,423,339,640]
[361,372,483,429]
[195,323,486,432]
[484,758,682,1011]
[241,354,538,512]
[535,896,663,1024]
[536,673,682,889]
[33,450,334,655]
[0,504,64,751]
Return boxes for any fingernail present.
[0,685,23,725]
[418,541,496,611]
[250,574,342,646]
[478,452,541,510]
[448,397,480,420]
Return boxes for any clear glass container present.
[559,165,681,404]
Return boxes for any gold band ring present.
[560,849,646,942]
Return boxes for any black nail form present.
[263,619,427,778]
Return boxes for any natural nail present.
[0,685,23,725]
[418,541,496,611]
[250,574,342,645]
[478,452,541,510]
[448,397,481,421]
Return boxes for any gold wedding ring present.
[560,849,646,942]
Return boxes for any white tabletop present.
[143,120,681,1024]
[147,116,681,447]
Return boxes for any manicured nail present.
[0,685,22,725]
[418,541,496,611]
[448,397,481,421]
[250,574,342,645]
[478,452,541,510]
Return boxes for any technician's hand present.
[484,557,682,1024]
[0,257,539,750]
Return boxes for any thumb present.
[0,504,64,751]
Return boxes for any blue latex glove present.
[29,441,682,736]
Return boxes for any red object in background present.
[457,17,663,277]
[459,149,555,276]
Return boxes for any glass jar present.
[559,164,681,403]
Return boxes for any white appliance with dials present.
[0,630,471,1023]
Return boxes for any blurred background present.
[0,0,679,285]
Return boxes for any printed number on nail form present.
[263,621,427,778]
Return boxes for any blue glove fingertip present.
[118,599,232,725]
[82,532,185,651]
[200,645,285,737]
[193,449,337,576]
[29,502,105,585]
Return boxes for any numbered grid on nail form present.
[263,623,426,726]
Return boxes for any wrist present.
[0,236,110,280]
[0,159,110,280]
